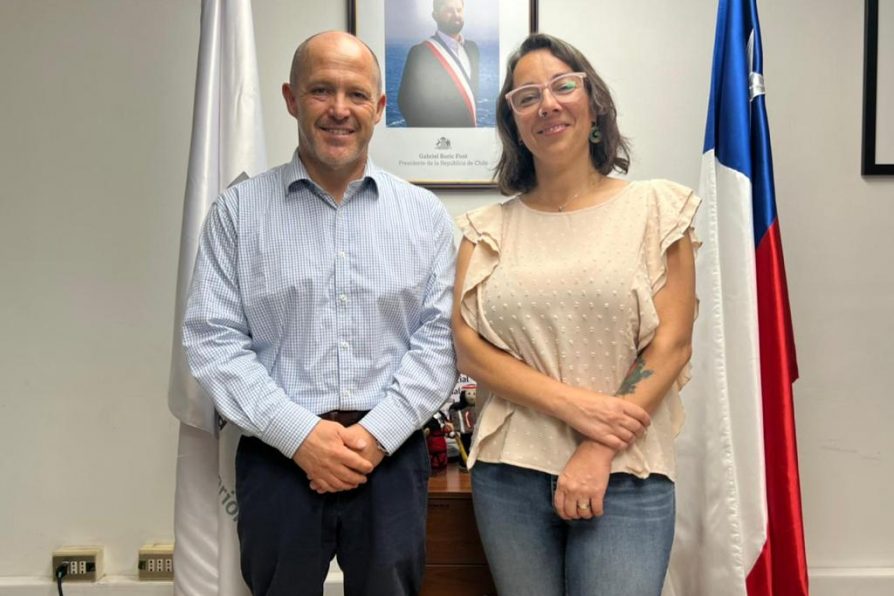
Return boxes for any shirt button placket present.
[334,207,350,409]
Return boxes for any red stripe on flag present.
[746,221,808,596]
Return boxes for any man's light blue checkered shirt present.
[183,151,458,458]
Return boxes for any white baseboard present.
[809,567,894,596]
[2,568,889,595]
[0,570,345,595]
[0,577,173,596]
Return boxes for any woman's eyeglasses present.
[505,72,588,115]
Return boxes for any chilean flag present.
[664,1,808,594]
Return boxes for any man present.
[182,31,457,596]
[398,0,479,127]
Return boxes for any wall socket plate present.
[138,544,174,581]
[52,546,104,582]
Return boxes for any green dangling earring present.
[589,122,602,144]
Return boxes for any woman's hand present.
[560,388,651,451]
[554,441,614,520]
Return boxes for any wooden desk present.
[421,465,497,596]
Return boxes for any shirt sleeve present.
[359,200,459,453]
[182,195,320,459]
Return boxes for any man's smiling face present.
[283,33,385,178]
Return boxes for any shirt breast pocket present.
[372,259,429,328]
[241,252,317,344]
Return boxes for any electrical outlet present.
[138,544,174,581]
[52,546,103,582]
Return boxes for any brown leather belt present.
[319,410,368,427]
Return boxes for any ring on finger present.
[576,501,591,510]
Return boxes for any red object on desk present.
[427,428,448,472]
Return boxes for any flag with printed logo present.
[168,0,265,594]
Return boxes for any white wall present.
[0,0,197,580]
[0,0,891,593]
[763,0,894,575]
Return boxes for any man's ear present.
[282,82,299,118]
[373,93,386,124]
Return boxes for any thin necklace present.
[556,188,584,211]
[553,176,600,212]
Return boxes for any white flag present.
[168,0,266,594]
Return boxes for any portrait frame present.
[862,0,894,175]
[349,0,539,189]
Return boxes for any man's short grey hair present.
[289,32,382,93]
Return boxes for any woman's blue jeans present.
[471,461,675,596]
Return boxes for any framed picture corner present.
[862,0,894,176]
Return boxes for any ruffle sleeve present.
[455,203,519,468]
[648,179,702,293]
[636,180,702,390]
[455,203,505,341]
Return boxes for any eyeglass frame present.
[504,72,589,115]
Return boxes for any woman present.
[453,33,700,595]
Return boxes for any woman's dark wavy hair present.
[494,33,631,195]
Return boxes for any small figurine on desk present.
[448,388,477,468]
[424,409,472,472]
[424,411,450,472]
[426,379,478,473]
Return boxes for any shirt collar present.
[282,149,382,199]
[435,30,464,51]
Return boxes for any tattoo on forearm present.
[617,356,653,395]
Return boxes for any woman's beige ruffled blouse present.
[457,180,701,480]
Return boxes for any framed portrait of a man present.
[349,0,538,188]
